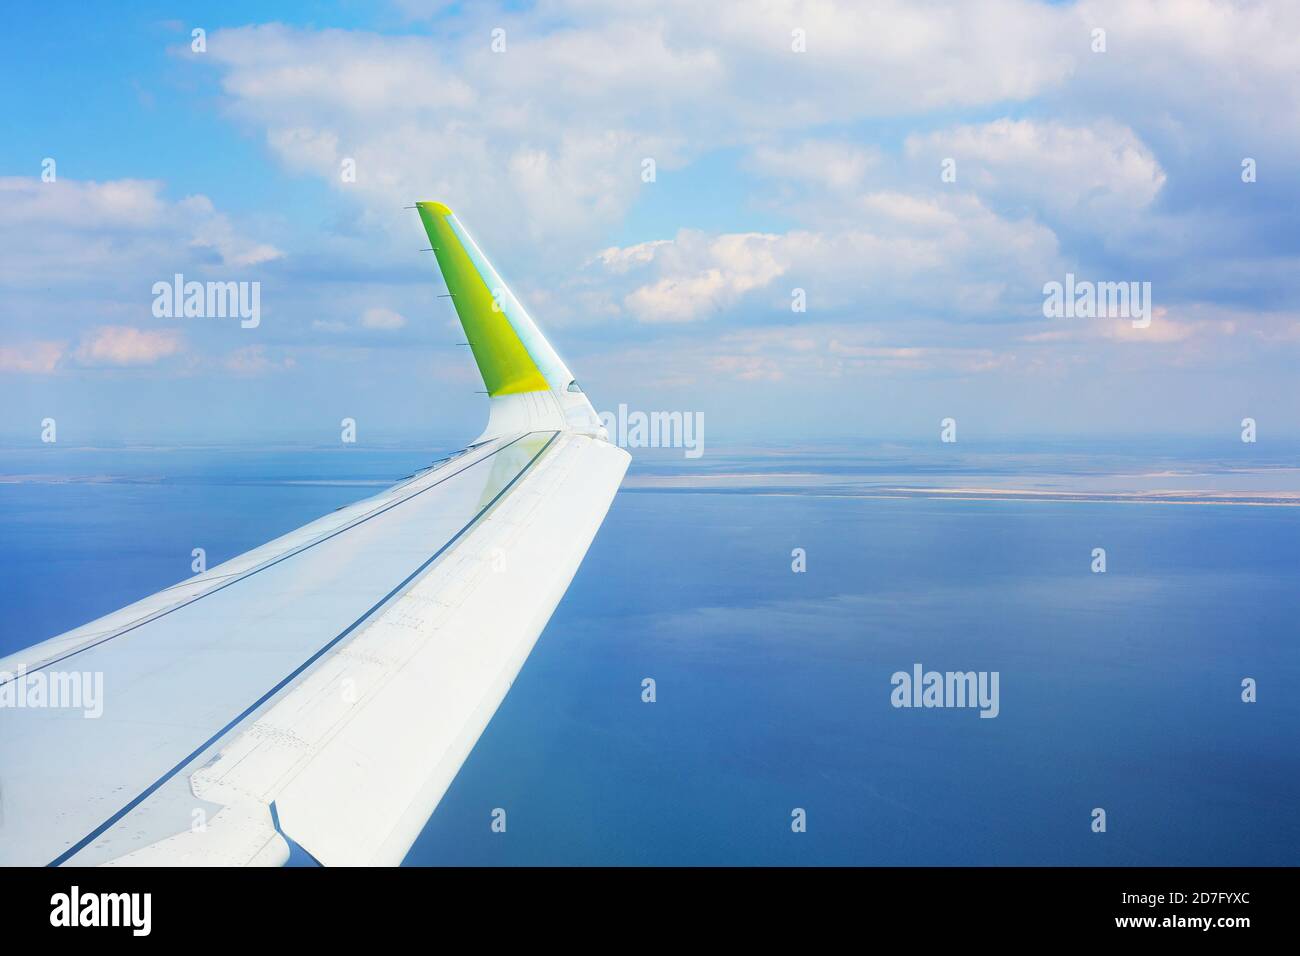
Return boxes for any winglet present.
[416,202,604,442]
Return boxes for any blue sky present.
[2,0,1298,445]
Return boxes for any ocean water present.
[2,444,1298,865]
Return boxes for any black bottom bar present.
[0,866,1285,941]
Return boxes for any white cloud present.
[591,240,672,274]
[360,307,407,329]
[905,119,1166,219]
[1,177,166,230]
[748,141,879,191]
[0,341,67,374]
[618,232,787,323]
[0,178,281,284]
[1069,0,1300,150]
[179,195,283,267]
[596,191,1062,326]
[73,326,183,367]
[224,344,297,375]
[175,2,1300,358]
[193,2,1081,260]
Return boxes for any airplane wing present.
[0,202,629,866]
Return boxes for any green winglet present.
[416,202,550,397]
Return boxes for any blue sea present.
[2,441,1297,865]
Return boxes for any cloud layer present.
[4,1,1300,439]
